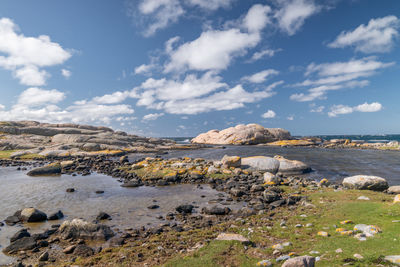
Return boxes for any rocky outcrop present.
[191,124,291,145]
[241,156,311,175]
[0,121,199,158]
[342,175,388,191]
[58,219,114,241]
[27,163,62,176]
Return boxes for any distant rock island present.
[0,121,197,158]
[191,123,291,145]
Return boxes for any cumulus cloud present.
[0,88,134,124]
[328,102,382,117]
[290,57,394,101]
[328,15,399,53]
[242,69,279,83]
[142,112,164,121]
[0,18,71,86]
[287,115,294,120]
[261,110,276,118]
[134,63,155,75]
[164,4,270,72]
[250,48,281,61]
[61,69,71,78]
[274,0,320,35]
[186,0,233,10]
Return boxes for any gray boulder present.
[342,175,388,191]
[3,237,37,254]
[388,185,400,194]
[20,208,47,222]
[241,156,280,173]
[58,219,114,241]
[27,163,62,176]
[276,156,311,175]
[282,256,315,267]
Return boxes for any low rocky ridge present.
[3,154,400,266]
[0,121,202,158]
[191,123,292,145]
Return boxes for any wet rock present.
[342,175,388,191]
[121,180,140,188]
[176,204,194,214]
[221,155,241,168]
[38,251,49,261]
[275,156,311,175]
[5,215,21,226]
[27,163,62,176]
[281,255,315,267]
[3,237,37,254]
[95,190,104,194]
[73,244,94,257]
[58,219,114,241]
[96,212,111,221]
[10,229,31,242]
[66,188,75,193]
[48,210,64,220]
[202,206,231,215]
[147,205,160,209]
[20,208,47,222]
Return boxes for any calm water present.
[0,168,242,265]
[131,146,400,184]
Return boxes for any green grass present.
[0,150,44,160]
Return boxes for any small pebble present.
[336,248,343,253]
[354,254,364,259]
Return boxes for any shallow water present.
[0,168,242,265]
[131,146,400,184]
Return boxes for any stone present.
[215,233,250,244]
[5,215,20,226]
[336,248,343,253]
[73,244,94,257]
[60,160,74,168]
[241,156,280,173]
[388,186,400,194]
[276,255,291,262]
[221,155,241,168]
[191,124,291,145]
[394,194,400,204]
[282,256,315,267]
[263,172,282,184]
[357,196,370,200]
[58,219,114,241]
[27,163,62,176]
[3,237,37,254]
[38,251,49,261]
[48,210,64,220]
[147,205,160,209]
[63,245,76,254]
[318,178,330,187]
[201,206,231,215]
[317,231,329,237]
[66,188,75,193]
[275,156,311,175]
[121,180,140,187]
[20,208,47,222]
[176,204,194,214]
[354,224,381,236]
[10,229,31,242]
[272,243,284,250]
[353,254,363,259]
[384,255,400,266]
[256,260,272,266]
[96,212,111,220]
[342,175,388,191]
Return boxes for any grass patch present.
[0,150,44,160]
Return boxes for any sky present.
[0,0,399,137]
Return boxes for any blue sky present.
[0,0,399,137]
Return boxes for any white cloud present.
[137,0,185,36]
[0,18,71,86]
[61,69,71,79]
[134,64,155,75]
[274,0,320,35]
[354,102,382,112]
[328,15,399,53]
[165,4,270,72]
[187,0,233,10]
[142,112,164,121]
[310,105,324,113]
[250,48,281,61]
[0,104,5,110]
[92,91,131,104]
[328,102,382,117]
[287,115,294,120]
[262,109,276,118]
[0,88,134,124]
[242,69,279,83]
[291,57,394,101]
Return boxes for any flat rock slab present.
[342,175,388,191]
[241,156,280,173]
[282,256,315,267]
[216,233,249,243]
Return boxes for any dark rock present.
[27,163,61,176]
[3,237,37,254]
[95,190,104,194]
[73,244,94,257]
[263,190,281,203]
[38,251,49,261]
[48,210,64,220]
[63,245,76,254]
[10,229,31,242]
[201,206,231,215]
[270,199,286,208]
[108,236,125,246]
[20,208,47,222]
[121,180,140,187]
[96,212,111,221]
[147,205,160,209]
[5,215,21,226]
[176,204,194,214]
[66,188,75,193]
[58,219,114,241]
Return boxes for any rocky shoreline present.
[1,153,400,267]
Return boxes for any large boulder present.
[3,237,37,254]
[241,156,280,173]
[275,156,311,175]
[58,219,114,241]
[282,256,315,267]
[388,185,400,194]
[221,155,241,168]
[27,163,62,176]
[20,208,47,222]
[342,175,388,191]
[191,124,291,145]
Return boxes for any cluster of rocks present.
[0,121,202,158]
